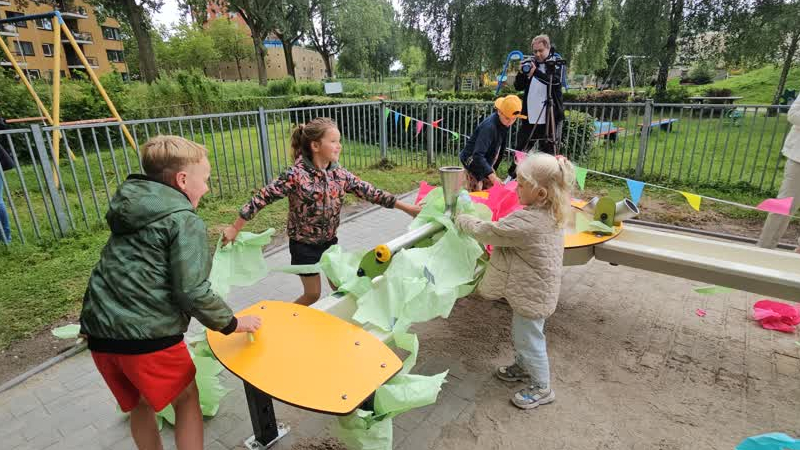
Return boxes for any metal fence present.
[0,99,792,247]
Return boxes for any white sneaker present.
[511,385,555,410]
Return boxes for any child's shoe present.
[495,362,530,382]
[511,385,555,410]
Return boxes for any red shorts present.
[91,341,196,412]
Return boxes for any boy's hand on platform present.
[235,315,262,333]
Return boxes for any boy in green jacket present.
[80,135,260,450]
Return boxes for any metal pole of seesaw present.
[58,14,137,152]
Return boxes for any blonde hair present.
[140,135,207,182]
[291,117,338,161]
[532,35,551,49]
[516,152,575,227]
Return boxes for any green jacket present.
[80,175,236,354]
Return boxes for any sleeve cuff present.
[220,317,238,335]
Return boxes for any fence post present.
[379,100,388,160]
[427,98,435,167]
[257,107,274,184]
[635,99,653,179]
[31,124,70,237]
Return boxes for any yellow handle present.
[374,244,392,263]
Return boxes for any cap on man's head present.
[494,95,527,120]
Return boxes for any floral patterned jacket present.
[240,157,397,244]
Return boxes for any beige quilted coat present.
[456,206,564,320]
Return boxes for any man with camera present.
[508,35,566,179]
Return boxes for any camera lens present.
[521,62,532,73]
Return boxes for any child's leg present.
[511,313,550,388]
[296,274,322,305]
[130,396,164,450]
[172,380,203,450]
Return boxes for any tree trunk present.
[656,0,684,94]
[121,0,158,83]
[322,53,333,78]
[772,31,799,107]
[235,58,243,81]
[252,35,268,85]
[281,39,296,80]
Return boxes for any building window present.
[42,43,54,57]
[14,41,35,56]
[5,11,26,27]
[107,50,124,63]
[102,26,121,41]
[26,69,40,80]
[35,18,53,30]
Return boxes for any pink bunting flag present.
[695,309,707,317]
[415,120,424,136]
[756,197,794,216]
[414,181,436,205]
[432,119,442,128]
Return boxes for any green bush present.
[649,85,690,103]
[266,77,297,96]
[297,81,324,96]
[688,62,715,85]
[286,95,344,108]
[561,110,596,162]
[704,87,732,98]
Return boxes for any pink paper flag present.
[414,181,436,205]
[753,299,800,333]
[695,309,707,317]
[415,120,424,135]
[756,197,794,216]
[432,119,442,129]
[514,150,527,163]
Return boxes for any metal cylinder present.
[439,166,464,212]
[614,198,640,223]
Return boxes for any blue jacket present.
[460,113,509,180]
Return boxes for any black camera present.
[521,57,535,74]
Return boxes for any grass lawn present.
[669,65,800,104]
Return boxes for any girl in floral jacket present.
[223,117,421,305]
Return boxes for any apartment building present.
[205,1,330,81]
[0,0,128,81]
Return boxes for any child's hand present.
[406,204,423,217]
[221,226,240,247]
[235,315,261,333]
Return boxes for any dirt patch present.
[0,317,78,386]
[0,200,381,387]
[290,437,347,450]
[584,187,799,245]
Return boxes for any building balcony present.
[67,56,99,69]
[0,23,19,37]
[63,31,93,44]
[0,60,26,67]
[59,6,88,19]
[0,1,11,6]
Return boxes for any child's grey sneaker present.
[495,362,530,382]
[511,385,555,410]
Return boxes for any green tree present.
[269,0,308,80]
[336,0,397,78]
[400,46,425,79]
[160,23,220,74]
[564,0,616,75]
[88,0,164,83]
[227,0,274,85]
[308,0,341,78]
[721,0,800,106]
[206,18,254,80]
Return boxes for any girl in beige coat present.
[456,152,575,409]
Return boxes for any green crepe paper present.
[373,371,448,420]
[51,324,80,340]
[335,409,393,450]
[320,245,368,288]
[393,332,419,375]
[209,229,276,299]
[694,285,734,295]
[574,166,588,191]
[410,187,492,234]
[272,263,322,275]
[574,211,614,234]
[353,276,429,331]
